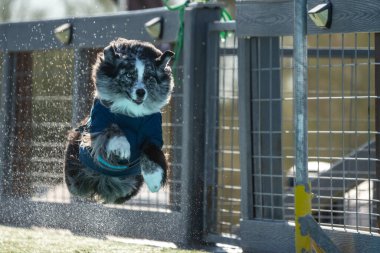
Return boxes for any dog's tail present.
[64,129,96,198]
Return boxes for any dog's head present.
[92,38,174,117]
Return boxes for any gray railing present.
[237,0,380,252]
[0,4,223,245]
[1,1,380,252]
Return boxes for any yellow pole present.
[295,184,312,253]
[293,0,340,248]
[293,0,311,251]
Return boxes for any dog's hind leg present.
[113,175,144,204]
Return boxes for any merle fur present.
[64,38,174,204]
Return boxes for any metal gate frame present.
[237,0,380,252]
[0,3,221,245]
[203,20,240,245]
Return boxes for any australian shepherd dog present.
[64,38,174,204]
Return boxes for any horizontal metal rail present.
[0,7,180,51]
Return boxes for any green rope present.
[220,8,233,41]
[163,0,188,80]
[162,0,233,78]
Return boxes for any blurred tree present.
[0,0,12,22]
[0,0,117,23]
[126,0,162,10]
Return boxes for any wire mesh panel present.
[204,25,240,243]
[246,32,379,235]
[308,33,378,232]
[280,33,379,233]
[250,37,284,220]
[29,50,74,203]
[238,32,380,252]
[0,5,223,244]
[0,45,183,213]
[0,50,74,201]
[216,34,240,238]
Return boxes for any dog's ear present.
[103,44,116,63]
[97,44,118,77]
[156,50,175,69]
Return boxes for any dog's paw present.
[106,136,130,160]
[142,167,163,193]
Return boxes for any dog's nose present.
[136,89,146,98]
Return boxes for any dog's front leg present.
[140,143,168,193]
[106,135,130,160]
[87,124,130,162]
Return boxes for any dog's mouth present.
[126,92,144,105]
[132,98,144,105]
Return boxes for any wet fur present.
[64,130,143,203]
[64,38,174,204]
[93,39,173,117]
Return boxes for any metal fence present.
[238,32,379,228]
[284,33,379,232]
[203,22,240,244]
[1,48,182,211]
[1,1,380,252]
[0,4,221,244]
[237,0,380,252]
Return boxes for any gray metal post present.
[293,0,311,251]
[238,38,254,221]
[294,0,308,190]
[203,27,220,235]
[293,2,340,252]
[181,3,221,243]
[0,53,13,196]
[375,33,380,231]
[72,48,97,127]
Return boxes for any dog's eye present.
[126,73,132,78]
[148,77,157,84]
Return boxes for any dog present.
[64,38,174,204]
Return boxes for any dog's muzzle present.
[132,88,147,105]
